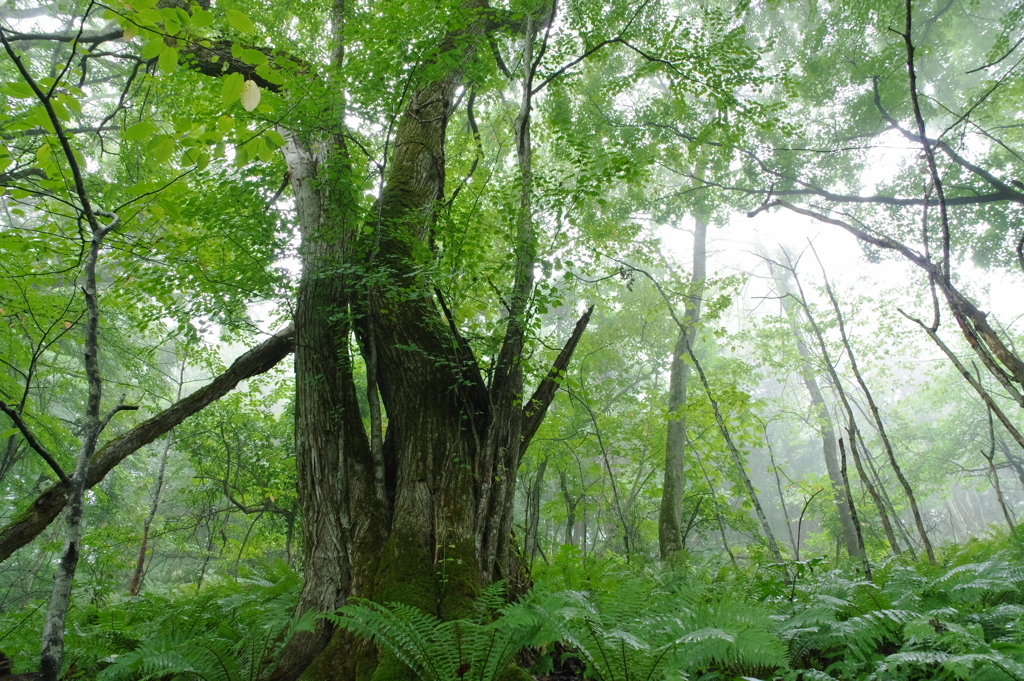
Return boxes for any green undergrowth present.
[0,559,309,679]
[4,534,1024,680]
[522,531,1024,680]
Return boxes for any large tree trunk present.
[269,8,593,679]
[658,219,707,560]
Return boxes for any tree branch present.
[0,325,295,564]
[520,305,594,455]
[0,402,70,486]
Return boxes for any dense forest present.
[2,0,1024,677]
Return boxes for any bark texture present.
[268,7,594,678]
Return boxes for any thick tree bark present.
[659,218,707,560]
[270,128,381,681]
[273,9,594,676]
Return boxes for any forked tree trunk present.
[659,219,707,560]
[270,7,593,680]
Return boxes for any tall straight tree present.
[659,218,707,559]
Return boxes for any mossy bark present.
[273,3,592,680]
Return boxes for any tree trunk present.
[769,263,862,559]
[838,438,871,579]
[269,8,594,676]
[983,401,1015,531]
[659,219,707,560]
[558,469,578,548]
[524,457,548,567]
[764,424,798,554]
[128,434,171,596]
[799,246,934,562]
[129,359,186,597]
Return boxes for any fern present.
[524,574,784,681]
[89,562,310,681]
[325,590,542,681]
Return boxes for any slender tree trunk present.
[695,454,738,569]
[839,438,871,579]
[801,246,934,562]
[659,219,707,560]
[847,433,901,555]
[982,401,1015,531]
[645,250,782,562]
[857,429,917,555]
[524,457,548,567]
[792,250,903,557]
[558,469,578,547]
[128,434,171,596]
[129,359,186,597]
[40,214,124,681]
[769,262,862,559]
[764,424,798,554]
[997,439,1024,487]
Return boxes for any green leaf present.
[240,48,267,66]
[264,129,286,149]
[225,9,254,34]
[136,7,163,25]
[141,37,165,59]
[147,134,176,163]
[158,46,178,74]
[255,63,286,86]
[191,8,214,27]
[1,81,36,98]
[221,72,244,106]
[124,120,157,141]
[28,107,55,133]
[0,428,18,439]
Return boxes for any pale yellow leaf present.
[64,321,72,329]
[239,80,260,112]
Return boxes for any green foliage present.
[519,534,1024,681]
[0,561,309,678]
[324,582,542,681]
